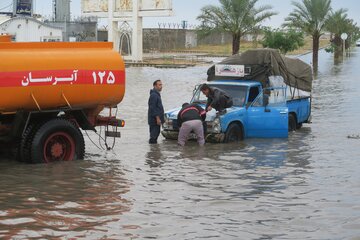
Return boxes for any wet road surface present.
[0,49,360,239]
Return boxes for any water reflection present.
[1,48,360,239]
[136,135,316,238]
[177,145,207,161]
[145,144,165,168]
[0,160,133,239]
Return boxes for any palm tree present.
[284,0,332,71]
[326,9,350,58]
[197,0,277,55]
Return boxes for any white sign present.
[215,64,245,77]
[119,0,132,11]
[341,33,348,40]
[82,0,109,12]
[141,0,170,10]
[81,0,173,62]
[82,0,172,14]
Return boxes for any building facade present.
[0,16,62,42]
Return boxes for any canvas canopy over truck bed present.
[207,49,313,94]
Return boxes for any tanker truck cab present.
[162,81,291,142]
[0,42,126,163]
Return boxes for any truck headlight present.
[212,117,221,133]
[163,115,173,130]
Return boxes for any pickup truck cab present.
[162,80,311,143]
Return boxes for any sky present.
[1,0,359,29]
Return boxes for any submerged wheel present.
[224,123,243,143]
[31,119,85,163]
[19,123,41,163]
[288,114,297,132]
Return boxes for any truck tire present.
[224,123,243,143]
[30,119,85,163]
[19,123,41,163]
[288,114,297,132]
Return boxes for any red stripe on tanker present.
[0,70,125,87]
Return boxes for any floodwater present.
[1,48,360,240]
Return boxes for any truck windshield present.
[191,84,248,107]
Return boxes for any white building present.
[0,16,63,42]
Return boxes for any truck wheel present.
[296,123,303,129]
[288,114,297,132]
[224,123,243,143]
[31,119,85,163]
[19,123,41,163]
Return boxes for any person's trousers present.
[178,120,205,146]
[149,124,161,144]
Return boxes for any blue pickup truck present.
[161,49,313,142]
[162,80,311,142]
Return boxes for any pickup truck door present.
[246,88,288,138]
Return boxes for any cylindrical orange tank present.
[0,35,12,42]
[0,42,125,113]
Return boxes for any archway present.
[119,21,132,56]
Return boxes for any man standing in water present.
[148,80,164,144]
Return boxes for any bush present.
[262,29,305,54]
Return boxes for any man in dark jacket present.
[200,84,233,114]
[177,103,206,146]
[148,80,164,144]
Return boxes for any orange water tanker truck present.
[0,40,126,163]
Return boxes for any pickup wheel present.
[30,119,85,164]
[288,114,297,132]
[224,123,243,143]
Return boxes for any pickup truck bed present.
[287,96,311,127]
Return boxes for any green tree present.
[353,24,360,40]
[353,25,360,44]
[197,0,277,55]
[326,10,360,58]
[262,29,305,54]
[284,0,332,71]
[325,9,350,58]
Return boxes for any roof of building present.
[0,16,62,30]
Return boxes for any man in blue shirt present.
[148,80,164,144]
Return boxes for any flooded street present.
[1,48,360,239]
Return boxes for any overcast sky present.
[1,0,359,29]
